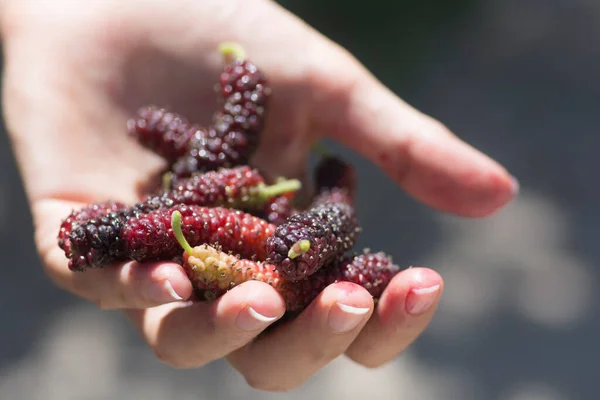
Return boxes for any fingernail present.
[406,285,440,315]
[328,302,370,333]
[236,306,278,331]
[511,176,520,196]
[147,280,184,303]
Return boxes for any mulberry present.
[61,167,298,271]
[314,154,356,201]
[143,166,300,211]
[170,43,270,179]
[127,105,201,163]
[67,207,144,271]
[58,200,128,265]
[310,187,353,209]
[122,205,275,263]
[172,219,399,312]
[266,200,361,281]
[256,194,298,226]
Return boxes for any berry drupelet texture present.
[145,166,268,207]
[127,105,201,163]
[66,207,145,271]
[266,200,361,281]
[180,243,282,301]
[281,250,400,312]
[143,166,299,211]
[256,194,298,226]
[216,56,270,138]
[180,242,400,312]
[169,128,252,178]
[58,201,128,264]
[60,167,298,271]
[310,187,353,209]
[170,45,271,179]
[122,205,276,263]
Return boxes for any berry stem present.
[256,178,301,203]
[162,172,173,191]
[288,239,311,259]
[171,210,194,256]
[218,42,247,63]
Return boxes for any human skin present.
[0,0,517,392]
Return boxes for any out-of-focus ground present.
[1,0,598,399]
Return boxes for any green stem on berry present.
[218,42,247,63]
[171,210,194,256]
[256,178,301,203]
[288,239,311,259]
[162,172,173,191]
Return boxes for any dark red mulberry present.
[170,43,270,179]
[61,167,299,271]
[122,205,275,263]
[127,105,202,163]
[143,166,300,211]
[266,200,361,281]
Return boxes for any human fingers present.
[345,267,443,368]
[125,280,286,369]
[226,282,374,392]
[35,200,193,309]
[312,55,518,217]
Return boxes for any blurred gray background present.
[1,0,598,399]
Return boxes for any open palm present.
[2,0,517,391]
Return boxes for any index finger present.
[313,58,518,217]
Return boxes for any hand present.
[1,0,517,391]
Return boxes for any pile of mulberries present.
[57,43,405,320]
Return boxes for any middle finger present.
[125,280,286,369]
[227,282,374,391]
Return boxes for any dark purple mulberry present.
[58,201,128,264]
[214,58,269,135]
[170,130,252,178]
[310,187,353,209]
[67,207,145,271]
[256,195,298,226]
[266,199,361,281]
[170,44,270,179]
[314,154,356,201]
